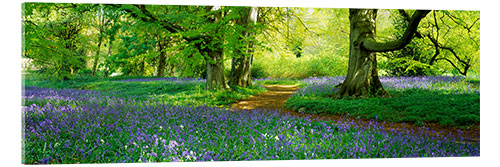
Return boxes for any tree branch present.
[427,34,440,65]
[134,5,184,33]
[116,4,203,42]
[289,11,318,36]
[441,46,469,65]
[435,57,469,76]
[397,9,424,38]
[362,10,430,52]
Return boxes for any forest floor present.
[231,84,480,144]
[231,84,300,111]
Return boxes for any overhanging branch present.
[362,10,430,52]
[398,9,424,38]
[116,4,203,42]
[134,5,184,33]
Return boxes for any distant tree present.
[119,4,232,90]
[23,3,90,80]
[89,4,122,76]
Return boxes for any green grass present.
[465,74,480,85]
[284,89,479,129]
[255,78,302,86]
[23,73,480,164]
[23,73,267,107]
[147,84,267,107]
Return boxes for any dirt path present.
[231,84,479,143]
[231,84,299,110]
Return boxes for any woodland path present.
[231,85,300,111]
[231,84,479,144]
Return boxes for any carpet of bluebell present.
[22,76,480,164]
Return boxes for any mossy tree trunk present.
[157,36,167,77]
[337,9,430,98]
[206,46,230,90]
[205,6,230,91]
[229,7,258,87]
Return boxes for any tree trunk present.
[157,38,167,77]
[140,57,145,75]
[337,9,429,98]
[229,7,258,87]
[206,47,230,90]
[204,6,230,91]
[104,36,114,77]
[91,35,103,76]
[338,9,388,98]
[230,55,253,87]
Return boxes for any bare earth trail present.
[231,84,479,143]
[231,85,299,111]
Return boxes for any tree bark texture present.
[338,9,430,98]
[338,9,388,98]
[104,37,113,77]
[91,35,103,76]
[230,55,253,87]
[104,20,119,77]
[206,47,230,90]
[157,37,167,77]
[205,6,230,91]
[229,7,258,87]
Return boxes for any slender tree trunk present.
[229,7,258,87]
[157,38,167,77]
[140,57,145,75]
[91,35,103,76]
[92,8,106,77]
[104,37,114,77]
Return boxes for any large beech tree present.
[119,4,231,90]
[337,9,430,98]
[203,6,231,90]
[229,7,259,87]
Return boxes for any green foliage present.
[465,73,480,84]
[255,78,301,86]
[23,3,479,86]
[115,33,157,76]
[253,52,347,79]
[377,10,480,76]
[379,56,441,76]
[23,72,266,107]
[23,3,91,80]
[253,8,349,79]
[250,63,268,79]
[285,88,479,129]
[377,10,438,76]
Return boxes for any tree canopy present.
[22,3,479,92]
